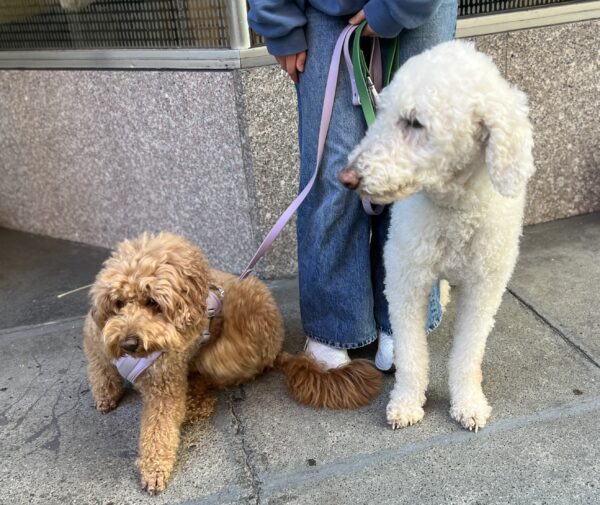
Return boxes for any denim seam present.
[305,331,379,350]
[427,313,443,334]
[376,324,393,335]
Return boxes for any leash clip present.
[366,75,379,107]
[207,284,225,318]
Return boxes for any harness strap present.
[112,285,224,383]
[113,351,162,383]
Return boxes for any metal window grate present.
[458,0,581,16]
[0,0,587,51]
[0,0,231,49]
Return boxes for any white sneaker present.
[375,331,394,372]
[305,338,350,370]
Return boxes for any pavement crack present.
[0,357,45,419]
[229,386,262,505]
[507,288,600,369]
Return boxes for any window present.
[0,0,231,49]
[0,0,591,54]
[459,0,582,17]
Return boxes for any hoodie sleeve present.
[364,0,443,38]
[248,0,307,56]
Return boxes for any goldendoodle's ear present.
[153,234,210,332]
[481,87,535,197]
[90,283,112,328]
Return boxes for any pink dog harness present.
[112,286,224,383]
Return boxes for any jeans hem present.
[426,313,443,335]
[305,331,379,350]
[376,325,393,335]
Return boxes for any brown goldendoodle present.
[85,232,381,494]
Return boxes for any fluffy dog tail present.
[275,352,382,409]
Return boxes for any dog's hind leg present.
[137,367,187,495]
[185,373,217,422]
[448,279,506,431]
[83,316,124,413]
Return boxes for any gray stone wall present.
[475,21,600,224]
[0,70,258,273]
[0,19,598,277]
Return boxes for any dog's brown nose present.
[120,336,139,353]
[337,167,361,190]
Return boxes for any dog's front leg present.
[386,267,436,430]
[136,369,187,494]
[83,317,124,413]
[448,280,506,431]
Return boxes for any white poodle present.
[338,40,534,431]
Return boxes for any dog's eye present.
[399,114,424,130]
[406,117,424,129]
[146,298,161,312]
[115,299,124,310]
[409,118,423,129]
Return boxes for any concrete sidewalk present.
[1,214,599,505]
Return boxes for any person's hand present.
[349,10,379,37]
[275,51,307,84]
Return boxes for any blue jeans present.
[296,0,458,349]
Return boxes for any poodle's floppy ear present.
[90,281,112,329]
[479,86,535,197]
[151,234,211,332]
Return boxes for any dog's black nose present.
[337,167,361,190]
[120,336,139,352]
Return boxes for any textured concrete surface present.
[1,214,599,504]
[263,406,600,504]
[509,212,600,363]
[467,22,600,227]
[0,69,256,273]
[472,32,508,75]
[0,322,246,505]
[508,20,600,225]
[0,227,109,330]
[235,66,299,278]
[237,293,600,478]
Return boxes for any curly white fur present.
[346,41,535,431]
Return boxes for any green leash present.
[352,20,400,127]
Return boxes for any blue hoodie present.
[248,0,442,56]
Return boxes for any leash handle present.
[239,25,358,280]
[350,21,386,216]
[351,21,377,126]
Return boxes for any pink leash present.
[239,24,384,280]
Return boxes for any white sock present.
[375,331,394,371]
[305,338,350,370]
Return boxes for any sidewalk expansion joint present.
[507,288,600,369]
[258,395,600,499]
[0,316,85,341]
[229,385,263,505]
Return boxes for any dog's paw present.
[386,398,425,430]
[450,398,492,432]
[140,466,170,495]
[95,397,119,413]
